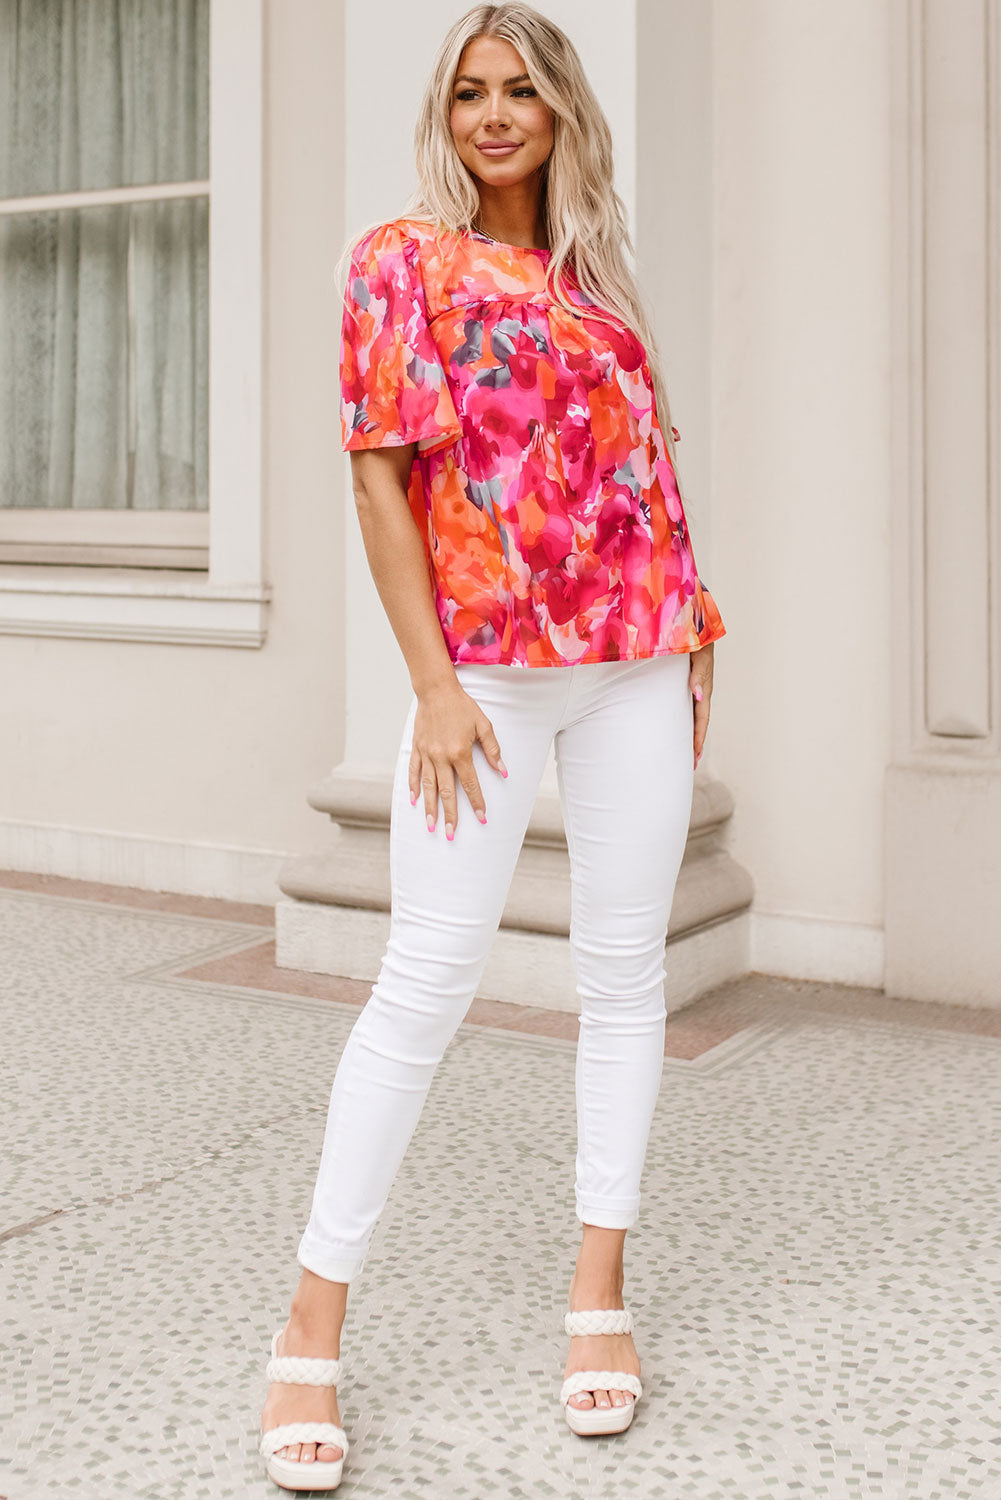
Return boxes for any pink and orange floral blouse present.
[340,216,726,667]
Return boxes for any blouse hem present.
[343,425,460,452]
[448,625,726,670]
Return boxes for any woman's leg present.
[263,664,567,1463]
[554,651,696,1410]
[297,663,568,1282]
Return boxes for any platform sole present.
[265,1451,345,1491]
[563,1395,637,1436]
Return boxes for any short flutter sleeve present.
[340,222,462,455]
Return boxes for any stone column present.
[275,0,753,1008]
[884,0,1001,1004]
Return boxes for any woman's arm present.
[349,448,507,838]
[350,446,455,697]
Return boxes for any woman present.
[260,2,725,1489]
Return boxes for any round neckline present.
[467,226,551,258]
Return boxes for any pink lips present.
[476,142,522,155]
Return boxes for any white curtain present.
[0,0,209,511]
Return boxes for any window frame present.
[0,0,269,647]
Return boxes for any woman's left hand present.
[689,643,714,769]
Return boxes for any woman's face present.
[449,35,554,193]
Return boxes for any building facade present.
[1,0,997,1007]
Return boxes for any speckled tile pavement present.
[2,878,1001,1499]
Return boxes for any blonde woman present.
[259,2,725,1489]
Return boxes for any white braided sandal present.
[259,1328,349,1491]
[560,1307,643,1436]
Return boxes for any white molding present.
[0,511,209,545]
[0,508,210,569]
[921,0,993,741]
[890,0,1000,758]
[0,181,208,215]
[0,0,269,647]
[750,909,884,990]
[889,0,929,756]
[0,566,269,646]
[0,818,286,906]
[208,0,265,592]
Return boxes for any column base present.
[274,767,753,1015]
[275,892,750,1015]
[885,760,1001,1007]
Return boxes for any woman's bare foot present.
[564,1226,640,1412]
[260,1269,349,1466]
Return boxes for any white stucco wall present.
[709,0,892,962]
[0,0,898,979]
[0,1,349,898]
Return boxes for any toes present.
[569,1387,634,1411]
[273,1440,343,1465]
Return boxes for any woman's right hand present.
[409,679,508,840]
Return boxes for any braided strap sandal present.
[560,1307,643,1436]
[259,1329,349,1491]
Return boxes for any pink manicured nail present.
[693,685,703,702]
[476,809,487,824]
[445,823,454,841]
[498,759,508,778]
[426,813,435,832]
[410,793,417,806]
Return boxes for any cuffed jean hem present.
[296,1229,367,1285]
[576,1197,641,1230]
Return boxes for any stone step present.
[275,767,753,1013]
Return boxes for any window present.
[0,0,209,567]
[0,0,267,645]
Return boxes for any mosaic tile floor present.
[1,871,1001,1499]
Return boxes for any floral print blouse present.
[340,216,726,667]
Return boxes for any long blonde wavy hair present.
[338,1,688,496]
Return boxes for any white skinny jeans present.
[297,651,696,1283]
